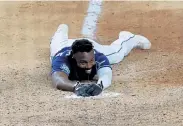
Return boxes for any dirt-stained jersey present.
[51,47,111,81]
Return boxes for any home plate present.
[64,91,121,99]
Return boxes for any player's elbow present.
[52,80,61,90]
[51,72,64,90]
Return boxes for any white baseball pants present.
[50,24,143,64]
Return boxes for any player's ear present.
[72,54,76,59]
[70,51,74,58]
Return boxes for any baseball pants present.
[50,24,149,64]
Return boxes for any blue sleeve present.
[51,54,70,75]
[95,54,111,70]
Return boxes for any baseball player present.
[50,24,151,97]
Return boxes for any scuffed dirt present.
[0,1,183,126]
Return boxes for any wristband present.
[73,81,80,91]
[98,81,104,90]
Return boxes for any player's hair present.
[71,39,94,54]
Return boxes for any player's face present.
[73,50,95,70]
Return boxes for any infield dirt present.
[0,1,183,126]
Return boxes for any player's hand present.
[86,81,103,96]
[74,82,103,97]
[74,83,92,97]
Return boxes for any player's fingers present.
[91,87,102,96]
[86,84,96,95]
[75,90,89,97]
[75,84,91,96]
[81,93,90,97]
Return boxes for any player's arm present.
[51,52,77,92]
[97,67,112,89]
[51,71,76,92]
[96,53,112,89]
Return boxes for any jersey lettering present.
[60,64,70,75]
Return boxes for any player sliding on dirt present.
[50,24,151,97]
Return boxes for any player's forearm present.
[97,75,112,89]
[55,78,76,92]
[97,67,112,89]
[52,72,76,92]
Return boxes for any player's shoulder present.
[54,47,71,58]
[51,47,72,75]
[94,49,111,70]
[94,49,107,59]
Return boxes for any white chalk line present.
[81,0,103,39]
[64,91,121,99]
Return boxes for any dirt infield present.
[0,1,183,126]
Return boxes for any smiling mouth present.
[85,69,92,74]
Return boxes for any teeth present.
[85,69,91,74]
